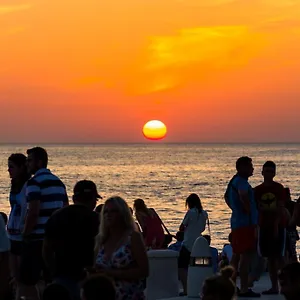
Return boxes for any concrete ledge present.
[147,249,179,258]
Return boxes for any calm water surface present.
[0,144,299,250]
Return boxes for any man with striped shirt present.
[18,147,68,300]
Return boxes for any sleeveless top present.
[96,233,145,300]
[141,210,165,249]
[7,183,27,241]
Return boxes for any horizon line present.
[1,141,300,145]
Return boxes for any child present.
[168,231,184,252]
[203,235,219,274]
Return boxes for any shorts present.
[178,245,191,268]
[231,226,256,255]
[9,240,23,256]
[258,227,286,258]
[19,240,45,285]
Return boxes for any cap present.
[73,180,102,199]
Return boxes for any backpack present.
[224,175,238,208]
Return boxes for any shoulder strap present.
[207,218,211,236]
[150,208,171,235]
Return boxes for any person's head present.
[8,153,28,180]
[279,262,300,299]
[43,283,72,300]
[0,212,8,225]
[95,204,104,214]
[73,180,102,210]
[186,193,203,213]
[133,198,148,213]
[236,156,254,178]
[26,147,48,174]
[203,234,211,245]
[202,266,236,300]
[262,161,276,182]
[175,231,184,242]
[97,196,135,246]
[81,274,116,300]
[8,153,30,193]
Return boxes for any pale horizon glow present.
[1,0,300,143]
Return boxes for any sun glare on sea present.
[142,120,167,140]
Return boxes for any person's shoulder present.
[131,230,143,241]
[27,176,38,186]
[273,181,284,189]
[202,210,208,218]
[233,175,249,187]
[254,183,264,190]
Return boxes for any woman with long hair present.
[94,196,149,300]
[7,153,30,285]
[178,193,208,295]
[133,199,165,249]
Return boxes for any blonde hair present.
[95,196,135,254]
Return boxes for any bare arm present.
[23,200,40,236]
[23,179,41,237]
[103,231,149,280]
[135,212,145,232]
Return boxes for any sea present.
[0,143,299,251]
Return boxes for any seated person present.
[81,274,116,300]
[168,231,184,252]
[221,233,233,266]
[203,235,219,273]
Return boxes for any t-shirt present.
[44,204,100,280]
[222,244,233,262]
[7,183,27,241]
[227,175,258,229]
[26,168,68,240]
[182,208,208,252]
[254,182,286,227]
[0,214,10,252]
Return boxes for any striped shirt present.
[26,168,68,240]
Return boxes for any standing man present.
[43,180,101,300]
[18,147,68,300]
[225,156,260,298]
[254,161,287,295]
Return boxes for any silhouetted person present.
[43,180,101,300]
[81,274,116,300]
[254,161,287,295]
[224,156,260,298]
[18,147,68,300]
[279,262,300,300]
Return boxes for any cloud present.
[126,25,267,94]
[0,3,31,15]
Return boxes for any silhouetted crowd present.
[0,148,300,300]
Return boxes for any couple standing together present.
[226,156,293,298]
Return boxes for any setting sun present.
[142,120,167,141]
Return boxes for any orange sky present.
[1,0,300,143]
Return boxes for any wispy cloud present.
[0,3,31,15]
